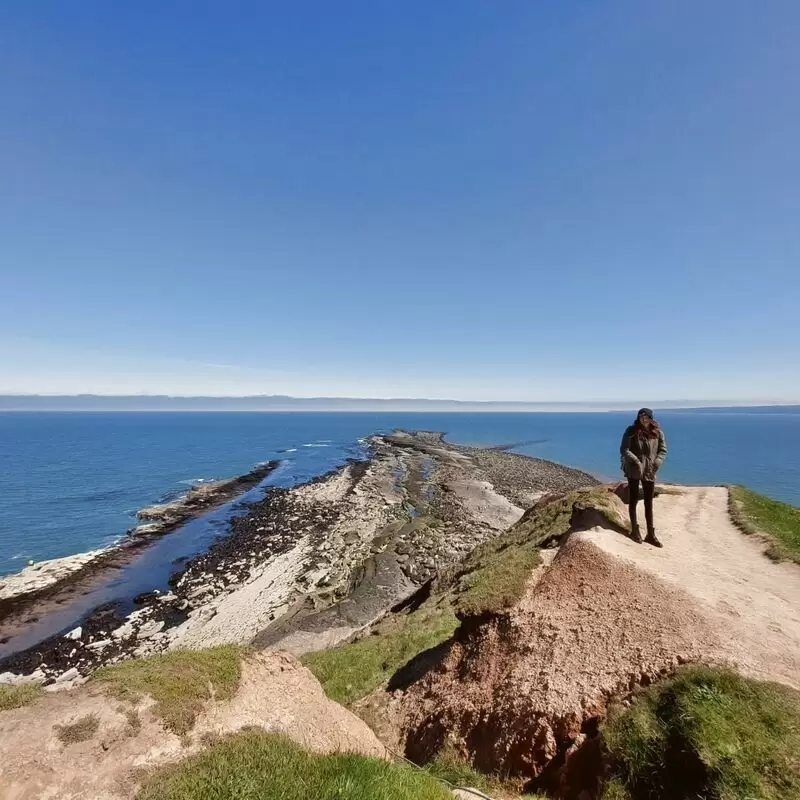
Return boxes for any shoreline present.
[0,431,596,686]
[0,462,279,653]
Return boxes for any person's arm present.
[655,429,667,470]
[620,427,643,471]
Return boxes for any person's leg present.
[643,479,655,530]
[627,478,643,542]
[642,480,662,547]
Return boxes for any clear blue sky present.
[1,1,798,402]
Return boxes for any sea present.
[1,409,799,578]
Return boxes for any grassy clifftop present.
[93,644,242,735]
[138,730,452,800]
[604,666,800,799]
[729,485,800,564]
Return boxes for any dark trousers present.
[628,478,655,531]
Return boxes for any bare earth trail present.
[581,486,800,687]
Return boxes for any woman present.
[620,408,667,547]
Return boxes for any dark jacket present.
[620,425,667,481]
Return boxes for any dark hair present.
[635,410,660,440]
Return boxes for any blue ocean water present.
[1,410,799,578]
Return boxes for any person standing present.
[620,408,667,546]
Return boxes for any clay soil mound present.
[403,536,724,779]
[401,488,800,784]
[0,651,383,800]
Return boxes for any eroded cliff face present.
[401,538,721,781]
[393,486,800,797]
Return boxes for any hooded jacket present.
[620,424,667,481]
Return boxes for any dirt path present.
[581,485,800,687]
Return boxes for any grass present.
[424,745,547,799]
[456,543,541,616]
[495,486,628,553]
[0,682,43,711]
[92,645,242,735]
[125,708,142,735]
[302,599,458,706]
[603,665,800,799]
[453,486,625,617]
[55,713,100,744]
[425,750,498,791]
[729,485,800,564]
[136,729,453,800]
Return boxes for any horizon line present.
[1,393,798,411]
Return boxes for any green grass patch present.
[456,544,540,616]
[488,486,628,555]
[137,729,453,800]
[55,713,100,744]
[425,746,501,794]
[424,745,547,799]
[729,485,800,564]
[93,645,242,735]
[451,486,626,617]
[603,665,800,799]
[0,682,43,711]
[302,599,458,706]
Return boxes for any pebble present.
[65,627,82,640]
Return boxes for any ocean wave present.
[179,477,214,485]
[302,443,331,448]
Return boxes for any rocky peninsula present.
[0,431,594,685]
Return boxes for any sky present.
[1,1,799,403]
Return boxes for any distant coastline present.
[1,394,797,413]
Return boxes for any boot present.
[630,521,643,544]
[645,528,663,548]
